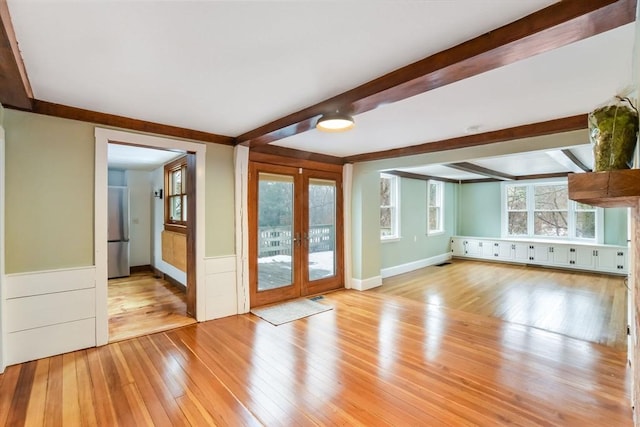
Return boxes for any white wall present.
[126,170,152,267]
[151,166,186,285]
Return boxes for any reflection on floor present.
[108,271,196,342]
[374,259,628,349]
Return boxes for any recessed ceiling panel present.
[108,144,184,171]
[397,164,486,181]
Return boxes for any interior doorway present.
[94,128,207,346]
[249,161,343,307]
[105,143,195,342]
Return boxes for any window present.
[165,156,187,233]
[427,180,444,234]
[503,180,599,241]
[380,174,399,239]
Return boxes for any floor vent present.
[435,262,451,267]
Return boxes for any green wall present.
[204,143,235,257]
[458,182,502,237]
[604,208,628,246]
[5,110,95,273]
[351,167,381,280]
[3,109,237,273]
[380,179,456,269]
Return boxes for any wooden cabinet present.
[450,236,627,275]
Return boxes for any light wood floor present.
[0,290,631,426]
[108,272,196,342]
[375,259,629,349]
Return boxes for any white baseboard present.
[380,253,452,279]
[351,275,382,291]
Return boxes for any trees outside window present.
[504,181,597,241]
[165,156,187,233]
[427,181,444,234]
[380,174,399,239]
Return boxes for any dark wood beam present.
[237,0,632,147]
[385,170,459,184]
[345,115,587,163]
[24,100,235,145]
[561,149,592,172]
[250,144,345,165]
[515,172,569,181]
[448,162,516,181]
[0,0,32,109]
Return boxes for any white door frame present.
[94,128,206,346]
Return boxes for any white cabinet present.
[512,243,530,262]
[450,236,627,275]
[594,247,626,273]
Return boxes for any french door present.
[249,162,343,307]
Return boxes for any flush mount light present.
[316,111,355,132]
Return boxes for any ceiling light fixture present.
[316,111,355,132]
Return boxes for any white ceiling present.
[108,143,184,171]
[5,1,636,172]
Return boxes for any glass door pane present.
[257,172,295,291]
[307,178,336,281]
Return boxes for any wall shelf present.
[568,169,640,208]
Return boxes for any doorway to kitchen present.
[95,128,206,346]
[249,161,344,307]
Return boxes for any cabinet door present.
[573,247,595,269]
[594,247,618,272]
[482,241,497,259]
[513,243,530,262]
[464,239,483,257]
[450,238,465,256]
[496,242,513,260]
[551,245,571,267]
[531,244,550,263]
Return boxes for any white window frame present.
[501,178,603,243]
[427,180,444,235]
[380,173,400,241]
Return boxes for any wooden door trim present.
[302,169,344,296]
[249,162,303,307]
[185,152,197,317]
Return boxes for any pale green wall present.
[205,143,235,257]
[381,179,456,269]
[5,110,95,273]
[458,182,502,237]
[604,208,628,246]
[3,109,237,273]
[457,181,628,245]
[351,166,381,280]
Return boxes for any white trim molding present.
[95,127,207,346]
[381,253,452,279]
[234,145,250,313]
[343,164,353,290]
[351,275,382,291]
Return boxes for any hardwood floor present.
[0,290,631,426]
[374,259,628,349]
[108,272,196,342]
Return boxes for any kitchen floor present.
[108,271,196,342]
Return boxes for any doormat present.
[251,298,332,326]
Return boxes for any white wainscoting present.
[4,266,96,366]
[380,253,452,279]
[204,255,237,320]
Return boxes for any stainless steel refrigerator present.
[108,186,130,278]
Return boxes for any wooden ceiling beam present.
[0,0,32,109]
[28,100,235,145]
[345,114,587,163]
[384,170,459,184]
[236,0,633,147]
[447,162,516,181]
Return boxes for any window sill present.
[381,237,401,243]
[165,224,187,234]
[426,230,445,237]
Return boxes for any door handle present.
[293,232,301,246]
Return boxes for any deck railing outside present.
[258,224,334,257]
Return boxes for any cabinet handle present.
[511,244,515,250]
[570,248,575,253]
[618,252,624,256]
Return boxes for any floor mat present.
[251,298,332,326]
